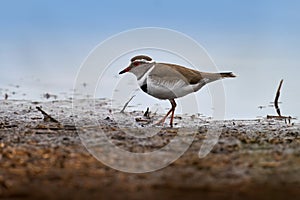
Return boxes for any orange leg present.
[156,107,173,126]
[156,99,177,127]
[169,99,177,127]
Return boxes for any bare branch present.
[274,79,283,116]
[36,106,59,123]
[143,107,150,118]
[120,95,135,113]
[267,115,295,124]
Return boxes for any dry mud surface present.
[0,100,300,200]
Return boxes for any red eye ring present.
[133,62,139,66]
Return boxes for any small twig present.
[267,115,293,120]
[143,107,150,118]
[135,118,151,122]
[120,95,135,113]
[266,115,295,124]
[266,79,295,124]
[36,106,59,123]
[274,79,283,116]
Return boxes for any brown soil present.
[0,100,300,200]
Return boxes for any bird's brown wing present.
[156,63,232,84]
[155,63,204,84]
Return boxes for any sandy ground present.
[0,99,300,200]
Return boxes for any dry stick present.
[143,107,150,118]
[36,106,60,123]
[267,79,296,123]
[120,95,135,113]
[274,79,283,116]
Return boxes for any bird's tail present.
[220,72,236,78]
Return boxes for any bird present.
[119,55,236,127]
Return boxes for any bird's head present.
[119,55,153,74]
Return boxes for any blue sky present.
[1,0,299,73]
[1,0,299,67]
[1,1,299,36]
[0,0,300,119]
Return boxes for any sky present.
[0,0,300,119]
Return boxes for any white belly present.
[146,78,206,99]
[136,65,209,99]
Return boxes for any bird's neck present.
[131,62,155,81]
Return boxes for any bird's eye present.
[133,62,140,66]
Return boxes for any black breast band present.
[140,84,148,93]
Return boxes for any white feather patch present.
[137,64,155,86]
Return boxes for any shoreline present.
[0,100,300,199]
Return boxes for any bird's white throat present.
[134,63,155,87]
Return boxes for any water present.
[1,60,299,121]
[1,35,299,121]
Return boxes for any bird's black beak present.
[119,69,126,74]
[119,67,130,74]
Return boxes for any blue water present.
[1,54,299,121]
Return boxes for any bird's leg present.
[169,99,177,127]
[156,99,177,127]
[156,107,173,126]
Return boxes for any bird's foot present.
[154,119,173,127]
[154,120,165,127]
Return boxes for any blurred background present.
[0,0,299,119]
